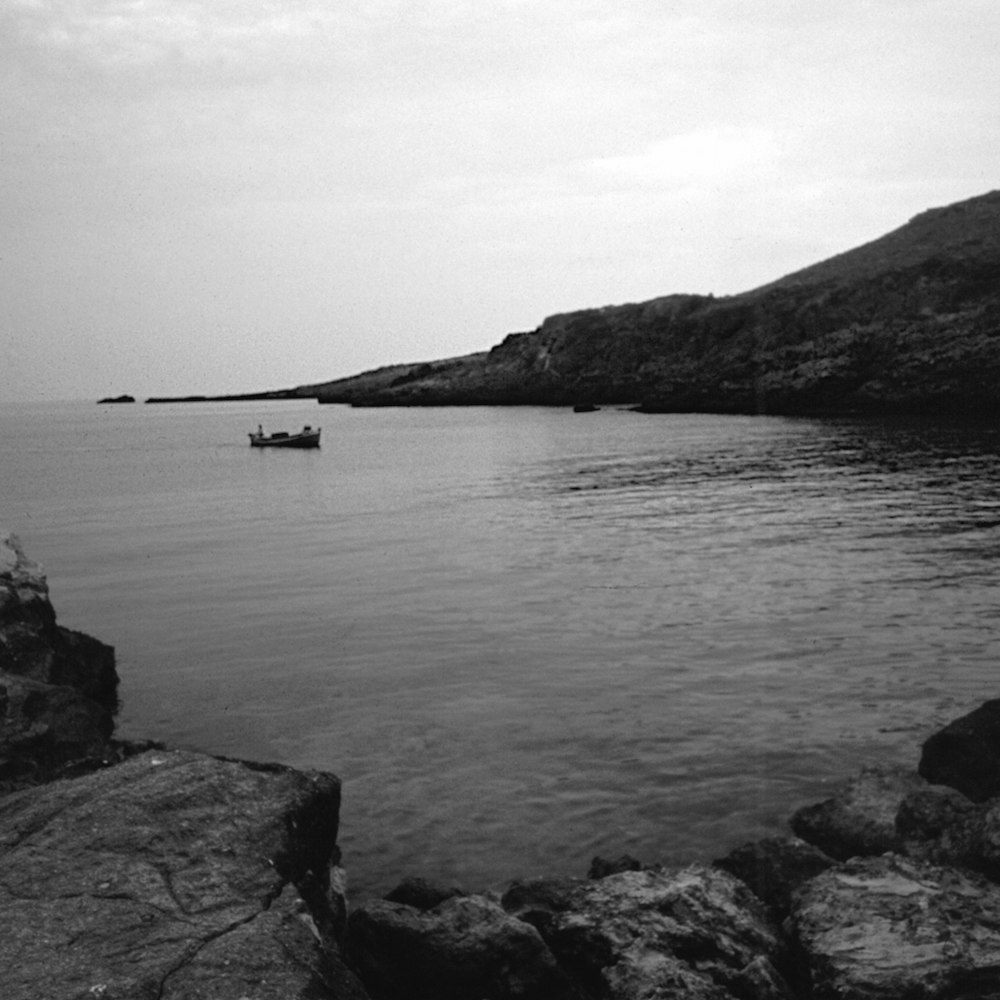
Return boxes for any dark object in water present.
[248,425,321,449]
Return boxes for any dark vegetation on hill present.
[305,189,1000,416]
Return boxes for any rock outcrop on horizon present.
[307,189,1000,415]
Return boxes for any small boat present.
[572,402,600,413]
[248,425,321,449]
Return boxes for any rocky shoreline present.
[304,191,1000,418]
[4,529,1000,999]
[133,190,1000,420]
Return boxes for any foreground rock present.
[505,867,793,1000]
[11,527,1000,999]
[0,747,367,1000]
[897,784,1000,884]
[782,751,1000,885]
[351,865,793,1000]
[789,765,927,860]
[790,853,1000,999]
[714,837,836,920]
[919,698,1000,802]
[0,532,116,699]
[351,892,578,1000]
[0,531,119,788]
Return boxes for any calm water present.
[3,400,1000,897]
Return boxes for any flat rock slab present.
[0,748,366,1000]
[791,853,1000,999]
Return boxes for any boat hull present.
[248,430,321,449]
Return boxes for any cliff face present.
[0,531,119,787]
[313,190,1000,415]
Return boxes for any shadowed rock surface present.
[587,853,647,879]
[0,531,119,788]
[898,785,1000,884]
[896,783,981,845]
[351,865,794,1000]
[383,874,467,910]
[0,748,366,1000]
[0,532,116,702]
[919,698,1000,801]
[349,892,579,1000]
[714,837,836,920]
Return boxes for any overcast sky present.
[2,0,996,401]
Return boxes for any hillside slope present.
[311,189,1000,415]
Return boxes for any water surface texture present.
[3,401,999,895]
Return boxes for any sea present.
[3,399,1000,898]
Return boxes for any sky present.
[1,0,997,402]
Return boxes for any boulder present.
[0,531,117,701]
[1,531,118,785]
[0,747,368,1000]
[349,893,578,1000]
[896,784,980,844]
[588,853,646,879]
[714,837,836,919]
[0,672,113,780]
[384,874,466,910]
[790,765,927,860]
[790,853,1000,999]
[919,699,1000,802]
[897,785,1000,884]
[498,875,583,943]
[351,866,794,1000]
[502,866,792,1000]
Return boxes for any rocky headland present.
[5,529,1000,999]
[304,189,1000,416]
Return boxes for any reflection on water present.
[2,404,1000,896]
